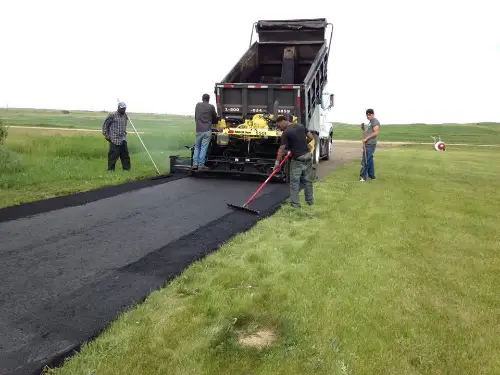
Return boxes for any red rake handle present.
[242,151,291,207]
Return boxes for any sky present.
[1,0,499,124]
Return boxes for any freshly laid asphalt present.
[0,143,365,375]
[0,175,289,375]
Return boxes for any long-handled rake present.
[227,151,291,215]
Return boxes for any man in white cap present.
[102,101,131,171]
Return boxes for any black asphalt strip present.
[0,179,290,375]
[0,172,188,224]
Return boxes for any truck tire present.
[313,133,320,164]
[324,138,332,160]
[324,128,333,161]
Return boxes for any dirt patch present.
[237,328,277,349]
[315,141,402,179]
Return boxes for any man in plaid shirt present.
[102,102,131,171]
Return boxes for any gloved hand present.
[360,122,365,130]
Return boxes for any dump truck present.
[170,18,335,182]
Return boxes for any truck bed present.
[222,42,323,85]
[214,18,331,127]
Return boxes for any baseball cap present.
[118,102,127,109]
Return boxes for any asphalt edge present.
[10,186,290,375]
[0,173,189,223]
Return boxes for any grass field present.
[43,145,500,375]
[0,109,194,207]
[331,122,500,145]
[1,107,499,208]
[0,107,192,130]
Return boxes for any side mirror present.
[329,94,334,108]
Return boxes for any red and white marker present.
[432,136,446,151]
[434,140,446,151]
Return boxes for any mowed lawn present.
[45,146,500,375]
[0,109,194,207]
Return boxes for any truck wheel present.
[324,138,332,160]
[313,134,320,164]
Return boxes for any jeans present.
[193,131,211,167]
[360,143,376,179]
[289,152,314,207]
[108,140,131,170]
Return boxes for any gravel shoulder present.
[316,141,398,179]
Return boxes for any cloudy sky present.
[1,0,499,124]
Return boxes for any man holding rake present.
[360,108,380,182]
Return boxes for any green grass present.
[44,145,500,375]
[0,109,194,207]
[332,122,500,145]
[0,107,192,130]
[1,107,498,208]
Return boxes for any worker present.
[102,101,131,171]
[193,93,218,170]
[274,115,314,208]
[360,108,380,181]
